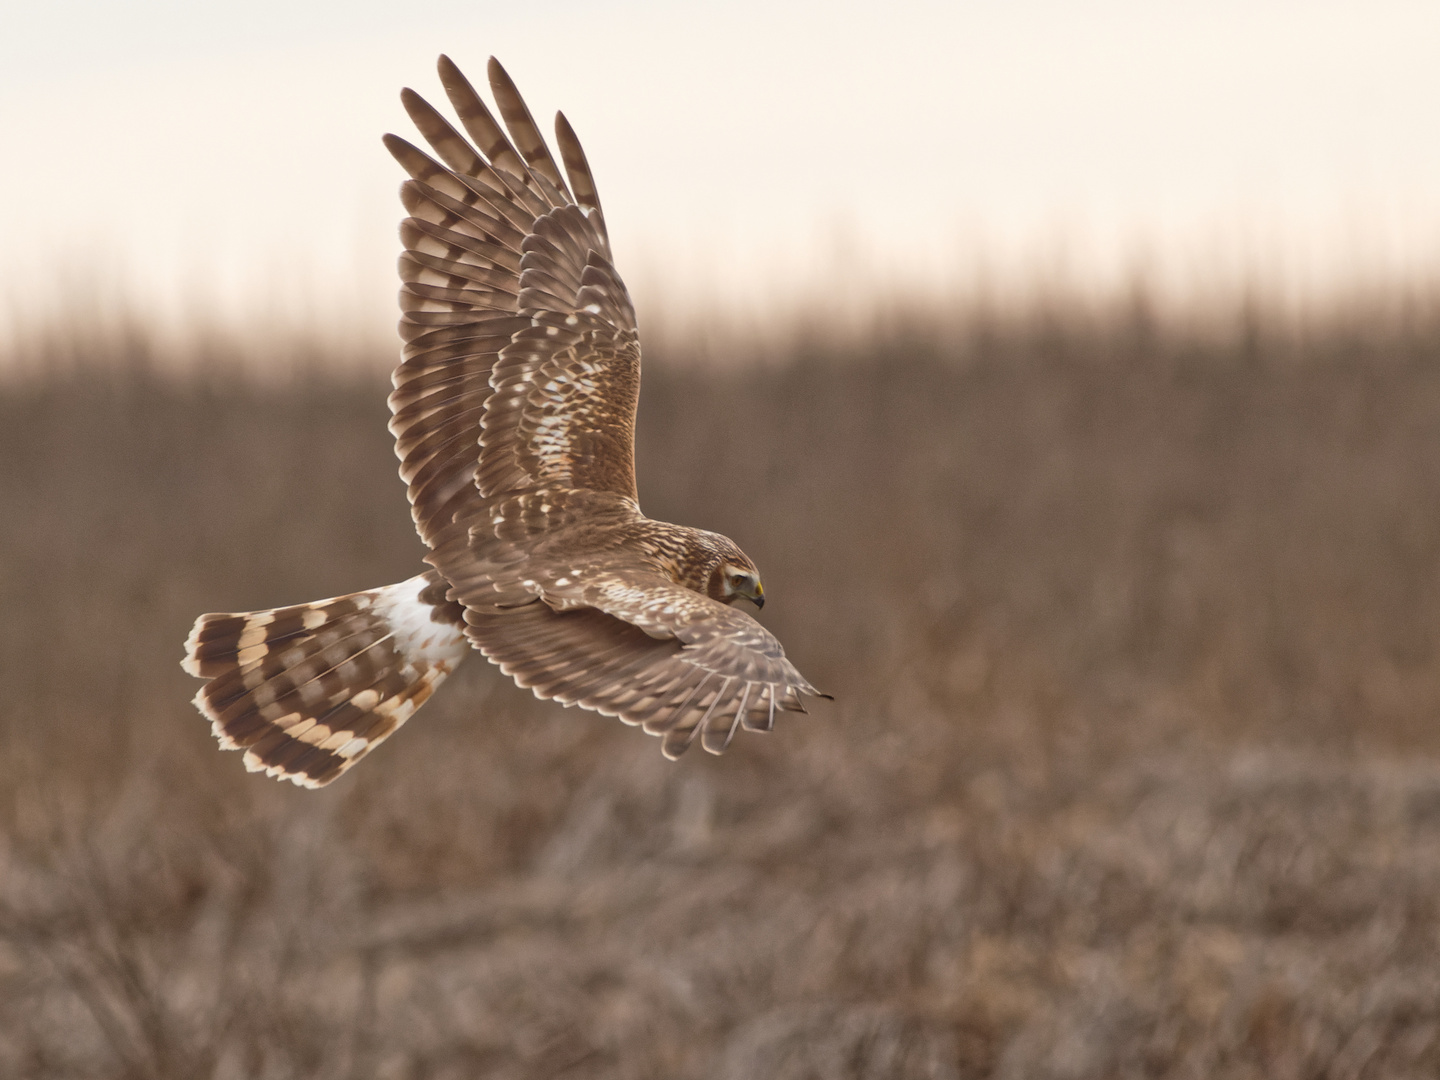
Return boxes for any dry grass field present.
[5,298,1440,1078]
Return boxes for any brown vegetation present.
[4,299,1440,1077]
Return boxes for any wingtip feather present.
[180,616,206,677]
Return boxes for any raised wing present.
[386,56,640,557]
[466,573,827,758]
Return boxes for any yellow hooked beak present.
[747,579,765,610]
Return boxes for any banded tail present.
[182,571,469,788]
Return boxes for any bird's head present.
[706,549,765,610]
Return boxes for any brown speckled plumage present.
[182,56,825,786]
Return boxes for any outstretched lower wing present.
[467,571,828,758]
[386,56,641,560]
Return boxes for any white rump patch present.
[373,574,470,670]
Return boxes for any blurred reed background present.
[5,283,1440,1078]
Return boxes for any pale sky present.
[3,0,1440,350]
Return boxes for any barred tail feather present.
[182,571,469,788]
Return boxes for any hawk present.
[181,56,827,788]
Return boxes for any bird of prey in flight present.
[182,56,827,787]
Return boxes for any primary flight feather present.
[181,56,827,788]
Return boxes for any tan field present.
[4,296,1440,1077]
